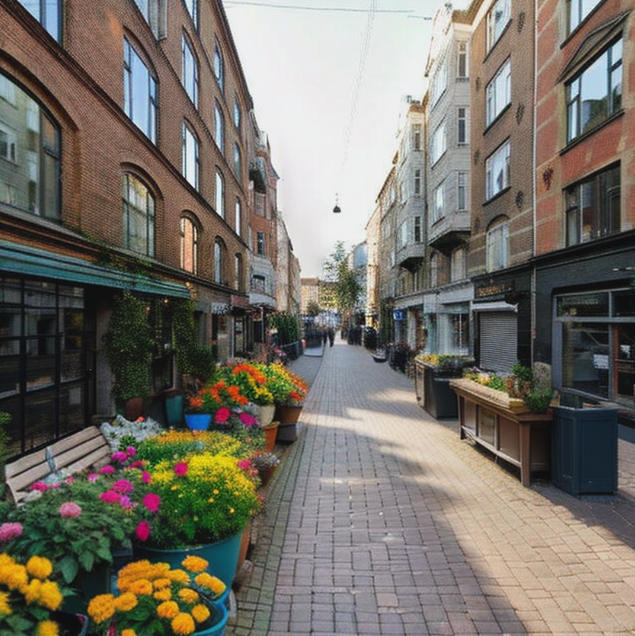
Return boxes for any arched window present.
[214,101,224,155]
[0,73,60,218]
[124,38,158,143]
[486,218,509,272]
[235,253,243,291]
[214,238,226,285]
[235,197,242,237]
[182,33,198,107]
[215,169,225,219]
[182,122,199,189]
[233,96,241,130]
[180,216,198,273]
[233,143,242,179]
[214,43,224,92]
[122,173,155,256]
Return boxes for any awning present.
[0,240,190,298]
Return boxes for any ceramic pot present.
[185,413,212,431]
[255,403,276,427]
[274,404,303,424]
[262,422,279,452]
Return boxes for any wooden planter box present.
[450,378,552,487]
[415,360,462,419]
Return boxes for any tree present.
[306,300,321,317]
[322,242,363,330]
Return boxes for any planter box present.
[415,360,462,419]
[450,378,552,487]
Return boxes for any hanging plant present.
[102,290,154,407]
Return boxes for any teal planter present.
[134,531,243,587]
[185,413,212,430]
[195,601,229,636]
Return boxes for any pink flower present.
[0,522,24,542]
[126,446,136,457]
[174,462,188,477]
[135,520,151,542]
[237,459,252,471]
[99,465,115,475]
[239,412,257,427]
[119,496,134,510]
[128,460,145,470]
[99,490,121,504]
[64,476,75,485]
[141,471,152,484]
[142,492,161,513]
[215,407,231,423]
[30,481,49,492]
[112,479,134,494]
[111,451,128,463]
[88,473,100,482]
[59,502,82,518]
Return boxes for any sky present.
[224,0,469,277]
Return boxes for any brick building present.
[0,0,296,456]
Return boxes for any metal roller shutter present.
[479,312,517,373]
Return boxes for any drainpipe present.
[531,0,538,365]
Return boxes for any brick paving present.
[228,339,635,635]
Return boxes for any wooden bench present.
[4,426,111,505]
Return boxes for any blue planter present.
[196,601,229,636]
[185,413,212,431]
[134,531,243,588]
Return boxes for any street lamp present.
[332,193,341,213]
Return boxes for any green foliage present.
[102,290,154,405]
[523,390,553,414]
[270,312,299,345]
[0,412,10,499]
[305,300,321,317]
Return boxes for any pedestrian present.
[322,329,327,346]
[328,327,334,347]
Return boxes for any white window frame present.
[486,219,509,272]
[430,59,447,107]
[182,33,198,107]
[485,140,510,200]
[431,121,447,166]
[123,38,158,143]
[486,0,511,51]
[458,107,469,145]
[215,169,225,219]
[458,171,468,211]
[182,122,199,190]
[486,58,511,126]
[457,41,469,79]
[433,182,445,223]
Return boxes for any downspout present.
[531,0,538,365]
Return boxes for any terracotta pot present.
[274,404,303,424]
[124,397,144,420]
[263,422,279,452]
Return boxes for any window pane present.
[561,322,609,397]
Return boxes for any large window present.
[414,169,421,196]
[458,172,468,211]
[214,239,225,285]
[0,74,60,219]
[485,140,510,200]
[430,121,446,166]
[134,0,167,38]
[556,290,635,404]
[486,0,510,51]
[235,198,242,237]
[450,247,467,282]
[234,254,244,291]
[214,101,224,155]
[182,122,199,189]
[486,218,509,272]
[432,182,445,223]
[233,143,242,180]
[19,0,61,41]
[412,124,421,151]
[486,58,511,126]
[180,216,198,273]
[215,169,225,219]
[183,0,198,28]
[123,39,157,143]
[182,34,198,107]
[567,0,602,33]
[233,97,242,130]
[566,39,622,143]
[565,163,620,246]
[457,42,468,79]
[430,59,447,107]
[122,174,155,257]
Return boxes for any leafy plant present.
[102,291,154,406]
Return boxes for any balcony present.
[396,242,425,272]
[428,213,470,255]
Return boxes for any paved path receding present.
[229,339,635,636]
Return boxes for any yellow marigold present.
[128,579,154,596]
[1,562,28,590]
[36,620,59,636]
[191,603,210,624]
[26,556,53,580]
[87,594,117,625]
[38,580,63,611]
[152,577,172,590]
[167,569,190,585]
[114,591,138,612]
[23,578,43,605]
[171,612,196,636]
[181,555,208,573]
[156,600,180,619]
[153,588,172,602]
[0,591,12,615]
[121,630,137,636]
[177,588,199,604]
[194,573,225,596]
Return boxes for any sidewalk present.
[228,339,635,635]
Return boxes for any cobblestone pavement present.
[228,339,635,635]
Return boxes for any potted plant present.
[184,380,249,431]
[102,291,154,419]
[251,451,280,488]
[1,450,157,613]
[414,354,475,419]
[133,454,262,587]
[0,552,89,636]
[87,556,228,636]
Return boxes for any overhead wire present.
[223,1,411,14]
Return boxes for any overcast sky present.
[224,0,468,277]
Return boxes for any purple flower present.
[99,465,115,475]
[0,522,24,542]
[119,495,134,510]
[111,451,128,463]
[239,412,257,427]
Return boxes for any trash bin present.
[551,404,618,495]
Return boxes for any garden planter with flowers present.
[87,555,228,636]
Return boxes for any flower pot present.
[194,601,229,636]
[134,531,243,587]
[124,396,144,421]
[274,404,303,424]
[62,563,111,615]
[258,465,276,487]
[185,413,212,431]
[236,522,251,576]
[255,403,276,427]
[262,422,279,452]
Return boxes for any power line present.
[223,1,412,14]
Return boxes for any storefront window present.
[556,289,635,403]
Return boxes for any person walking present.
[328,327,334,347]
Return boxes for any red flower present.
[215,407,231,423]
[135,520,151,542]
